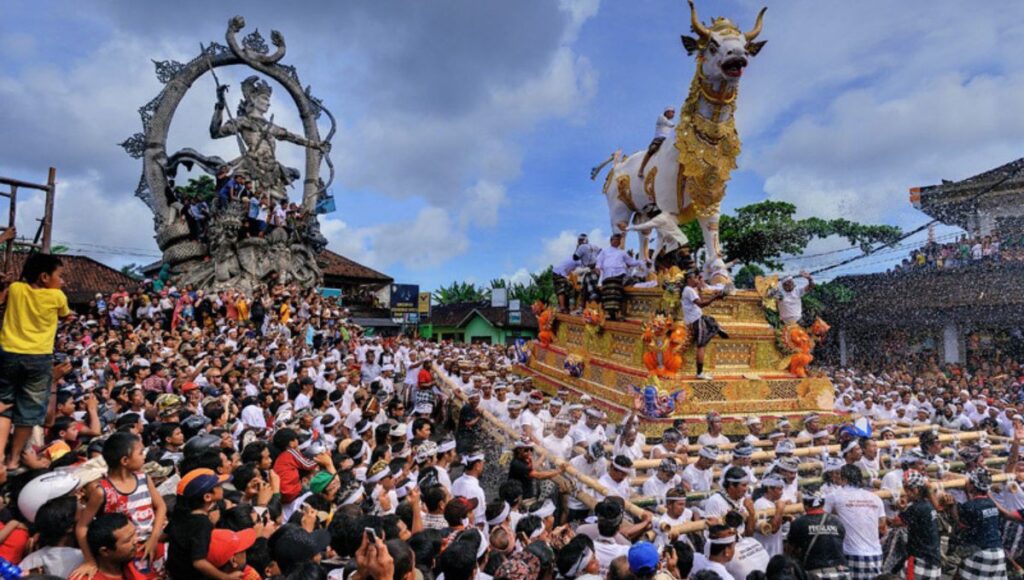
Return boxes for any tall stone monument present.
[122,16,336,292]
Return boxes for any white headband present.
[487,502,511,526]
[367,468,392,484]
[567,547,594,578]
[611,461,634,474]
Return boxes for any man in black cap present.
[269,523,332,574]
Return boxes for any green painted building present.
[419,301,538,344]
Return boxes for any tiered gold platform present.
[523,288,834,434]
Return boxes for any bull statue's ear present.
[681,35,700,56]
[746,40,767,57]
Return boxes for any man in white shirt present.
[655,486,695,549]
[681,446,718,494]
[682,271,727,380]
[570,408,607,447]
[596,455,635,501]
[451,449,488,526]
[594,233,643,321]
[753,474,789,557]
[828,465,887,580]
[568,442,609,520]
[627,204,689,265]
[744,416,764,445]
[542,417,574,461]
[689,525,736,580]
[771,273,813,325]
[718,442,757,488]
[519,391,547,443]
[642,458,680,498]
[698,411,730,446]
[704,467,756,537]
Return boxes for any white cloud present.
[755,71,1024,226]
[460,180,507,228]
[370,206,469,270]
[501,267,534,287]
[559,0,600,43]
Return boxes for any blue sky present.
[2,1,1023,291]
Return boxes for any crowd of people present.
[175,168,313,246]
[1,252,1024,580]
[889,234,1024,274]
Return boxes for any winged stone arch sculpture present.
[122,16,337,292]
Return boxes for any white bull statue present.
[593,1,766,281]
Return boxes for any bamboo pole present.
[629,430,989,470]
[628,444,1010,485]
[661,472,1015,538]
[436,371,609,514]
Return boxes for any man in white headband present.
[689,524,735,580]
[655,485,695,549]
[642,458,680,499]
[519,390,546,443]
[451,448,487,525]
[433,436,457,492]
[542,416,574,461]
[681,446,718,494]
[830,465,886,580]
[596,455,635,501]
[704,466,756,537]
[753,474,788,557]
[771,271,813,326]
[698,412,729,447]
[797,413,821,441]
[570,408,607,448]
[744,416,763,445]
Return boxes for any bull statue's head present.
[681,0,766,86]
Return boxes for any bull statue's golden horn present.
[745,7,767,41]
[688,0,710,38]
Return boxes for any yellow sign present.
[418,292,432,314]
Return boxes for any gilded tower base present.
[523,288,835,436]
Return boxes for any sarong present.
[600,275,626,315]
[959,548,1008,580]
[688,315,723,348]
[845,553,883,580]
[553,274,573,297]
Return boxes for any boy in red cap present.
[207,528,260,580]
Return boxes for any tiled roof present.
[318,250,393,285]
[427,300,538,330]
[3,253,139,304]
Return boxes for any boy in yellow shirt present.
[0,253,72,471]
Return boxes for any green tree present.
[175,175,217,202]
[733,264,764,290]
[680,201,902,270]
[432,281,488,305]
[802,280,855,322]
[489,267,557,306]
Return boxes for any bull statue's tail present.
[590,149,622,181]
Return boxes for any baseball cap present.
[270,524,332,567]
[208,528,257,568]
[177,468,230,497]
[628,542,659,576]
